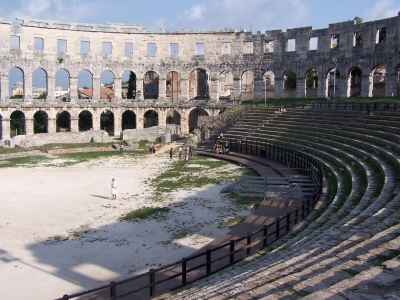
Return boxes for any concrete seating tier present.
[159,107,400,299]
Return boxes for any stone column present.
[47,118,57,133]
[361,75,373,98]
[296,77,306,98]
[137,107,144,130]
[70,76,78,102]
[158,110,166,126]
[210,77,219,102]
[1,74,9,100]
[253,78,263,101]
[92,115,100,130]
[114,115,122,136]
[318,75,328,98]
[1,118,10,140]
[180,78,189,101]
[180,116,189,134]
[70,118,79,132]
[274,78,283,99]
[24,74,33,102]
[92,76,101,100]
[158,78,167,101]
[341,76,350,98]
[113,77,122,100]
[136,77,144,101]
[47,75,55,101]
[233,77,241,102]
[25,118,34,135]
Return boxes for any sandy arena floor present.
[0,152,252,299]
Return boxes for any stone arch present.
[262,70,275,100]
[100,70,115,100]
[55,68,70,101]
[78,110,93,131]
[78,69,93,99]
[32,68,47,99]
[144,71,159,99]
[305,69,318,98]
[326,68,341,99]
[283,69,297,98]
[189,68,210,100]
[122,110,136,129]
[9,67,24,99]
[219,71,233,100]
[166,110,181,126]
[33,110,48,133]
[348,67,362,97]
[56,111,71,132]
[371,65,386,97]
[100,110,114,135]
[10,110,25,136]
[143,110,158,128]
[189,107,209,132]
[166,71,180,102]
[122,70,137,99]
[241,70,254,101]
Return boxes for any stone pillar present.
[180,78,189,101]
[93,76,101,100]
[158,78,167,101]
[136,77,144,101]
[25,118,34,135]
[70,118,79,132]
[114,115,122,135]
[47,75,55,101]
[233,77,241,102]
[24,74,33,102]
[384,73,396,97]
[113,77,122,100]
[274,78,283,99]
[70,76,78,102]
[1,74,9,100]
[210,77,219,102]
[253,78,263,101]
[92,115,100,130]
[47,118,57,133]
[296,77,306,98]
[1,118,10,140]
[318,75,328,98]
[180,116,189,134]
[342,76,350,98]
[158,110,167,126]
[361,75,373,98]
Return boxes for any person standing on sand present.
[149,143,153,154]
[111,178,117,200]
[170,148,173,159]
[178,146,182,160]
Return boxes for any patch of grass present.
[119,207,170,222]
[0,147,30,154]
[0,156,51,168]
[219,216,245,229]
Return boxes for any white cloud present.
[364,0,400,21]
[180,4,206,21]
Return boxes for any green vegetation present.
[0,156,50,168]
[219,216,245,229]
[119,207,170,222]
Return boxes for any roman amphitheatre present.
[0,11,399,300]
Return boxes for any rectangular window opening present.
[147,43,156,56]
[376,27,386,44]
[354,32,363,46]
[222,42,231,54]
[264,40,274,53]
[287,39,296,52]
[57,39,67,52]
[309,37,318,50]
[196,43,205,55]
[10,35,20,50]
[331,34,340,48]
[244,42,253,54]
[34,37,44,51]
[170,43,179,56]
[80,41,90,53]
[102,42,112,54]
[125,42,133,55]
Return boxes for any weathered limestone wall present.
[121,124,181,142]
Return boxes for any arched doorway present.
[283,70,297,98]
[100,110,114,135]
[189,68,209,100]
[122,110,136,129]
[56,111,71,132]
[122,71,136,99]
[327,68,341,100]
[144,71,159,99]
[10,110,25,136]
[349,67,362,97]
[32,68,47,99]
[262,71,275,100]
[33,110,48,133]
[305,69,318,98]
[166,71,180,102]
[100,70,115,101]
[241,71,254,101]
[9,67,24,99]
[79,110,93,131]
[372,65,386,97]
[189,108,208,132]
[166,110,181,126]
[78,69,93,99]
[55,69,70,101]
[219,71,233,100]
[144,110,158,128]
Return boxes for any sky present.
[2,0,400,92]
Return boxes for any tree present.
[306,70,318,88]
[284,70,297,88]
[34,111,47,133]
[127,71,136,99]
[38,92,47,99]
[353,16,363,24]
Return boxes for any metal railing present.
[57,139,322,300]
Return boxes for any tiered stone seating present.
[160,107,400,299]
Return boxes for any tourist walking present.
[170,148,173,159]
[178,146,182,159]
[153,143,157,154]
[149,143,153,154]
[184,152,189,166]
[189,145,193,157]
[111,178,117,200]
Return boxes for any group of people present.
[214,132,229,154]
[177,145,193,166]
[148,143,157,154]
